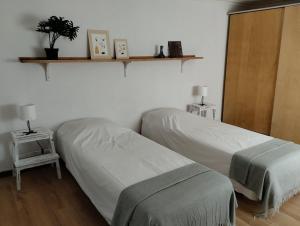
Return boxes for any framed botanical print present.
[168,41,183,58]
[114,39,129,59]
[88,30,112,59]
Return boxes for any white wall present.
[0,0,233,172]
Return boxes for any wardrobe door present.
[223,9,284,135]
[271,6,300,143]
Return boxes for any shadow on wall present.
[0,104,19,171]
[192,86,199,96]
[18,13,46,57]
[0,104,18,122]
[0,133,12,171]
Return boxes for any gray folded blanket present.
[230,138,300,216]
[112,163,236,226]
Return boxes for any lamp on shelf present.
[197,86,208,106]
[19,104,37,135]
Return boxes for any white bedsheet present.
[141,108,273,200]
[56,118,193,224]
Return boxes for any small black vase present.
[45,48,59,60]
[157,45,165,58]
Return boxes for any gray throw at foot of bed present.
[230,139,300,216]
[112,163,236,226]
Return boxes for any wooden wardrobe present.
[223,5,300,143]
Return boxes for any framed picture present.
[168,41,183,58]
[114,39,129,59]
[88,30,112,60]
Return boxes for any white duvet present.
[56,118,193,224]
[141,108,273,200]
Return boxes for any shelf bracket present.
[41,64,50,81]
[122,61,131,77]
[181,60,188,73]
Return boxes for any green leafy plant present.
[36,16,79,49]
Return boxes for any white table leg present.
[16,169,21,191]
[12,166,16,177]
[56,160,62,179]
[50,139,56,154]
[10,143,15,177]
[201,110,207,118]
[15,143,19,165]
[213,109,216,120]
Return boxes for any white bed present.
[56,118,194,224]
[141,108,273,200]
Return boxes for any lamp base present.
[23,120,36,135]
[23,130,37,135]
[199,96,206,106]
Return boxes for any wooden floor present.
[1,165,300,226]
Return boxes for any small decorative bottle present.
[157,45,165,58]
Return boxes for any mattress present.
[56,118,193,224]
[141,108,273,200]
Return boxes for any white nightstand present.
[10,127,61,191]
[187,103,217,120]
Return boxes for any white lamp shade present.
[197,86,208,97]
[20,104,37,121]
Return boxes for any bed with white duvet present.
[141,108,300,216]
[56,118,236,226]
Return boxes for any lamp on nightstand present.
[19,104,37,135]
[197,86,208,106]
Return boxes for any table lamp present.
[20,104,37,135]
[197,86,208,106]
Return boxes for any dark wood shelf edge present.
[19,55,204,64]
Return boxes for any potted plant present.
[36,16,79,60]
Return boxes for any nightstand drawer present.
[14,153,59,169]
[187,103,217,120]
[11,128,52,144]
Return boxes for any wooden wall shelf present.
[19,55,203,81]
